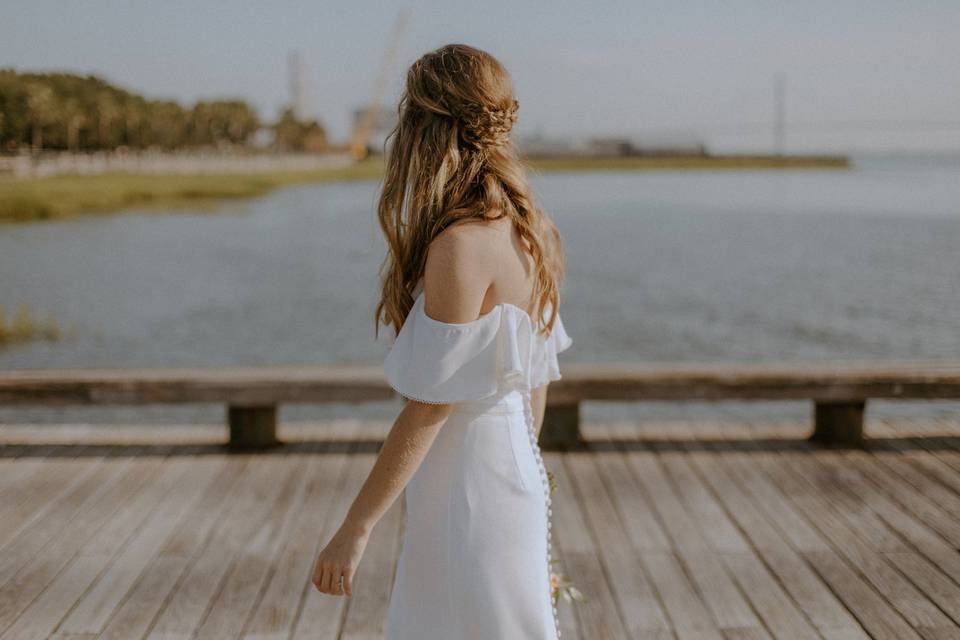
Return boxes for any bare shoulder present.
[423,220,500,323]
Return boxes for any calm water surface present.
[2,156,958,425]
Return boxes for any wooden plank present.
[654,431,820,640]
[57,455,227,635]
[0,451,147,589]
[870,430,960,502]
[241,454,351,640]
[884,551,960,627]
[715,436,924,640]
[840,449,960,547]
[623,442,759,635]
[0,450,193,639]
[96,557,189,640]
[565,451,672,637]
[0,447,72,524]
[521,360,960,403]
[146,455,295,640]
[590,445,672,554]
[551,451,628,639]
[544,459,579,639]
[758,449,940,638]
[683,423,868,639]
[813,448,960,605]
[0,364,394,405]
[6,415,960,637]
[802,550,925,640]
[805,451,960,583]
[596,431,721,640]
[96,456,250,640]
[2,359,960,406]
[291,446,374,640]
[641,552,723,640]
[653,447,750,554]
[786,452,904,553]
[0,556,107,640]
[0,450,107,554]
[193,453,311,639]
[0,454,168,634]
[0,423,227,446]
[584,426,684,640]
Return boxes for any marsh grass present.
[525,153,850,173]
[0,156,386,223]
[0,303,62,346]
[0,153,847,223]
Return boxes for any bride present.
[311,43,572,639]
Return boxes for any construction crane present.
[349,9,410,161]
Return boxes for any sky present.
[3,0,959,153]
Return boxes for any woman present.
[311,43,572,639]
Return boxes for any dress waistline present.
[449,389,527,415]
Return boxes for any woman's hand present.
[308,399,450,598]
[311,523,370,596]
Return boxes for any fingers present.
[312,560,325,591]
[312,562,330,594]
[312,564,353,597]
[331,570,344,596]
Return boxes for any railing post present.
[810,400,865,446]
[541,402,582,450]
[227,404,279,449]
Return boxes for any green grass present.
[0,157,386,223]
[0,153,848,223]
[0,303,62,346]
[525,154,850,173]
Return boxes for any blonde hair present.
[375,43,566,339]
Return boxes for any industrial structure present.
[348,9,409,160]
[288,50,311,122]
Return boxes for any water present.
[2,155,958,426]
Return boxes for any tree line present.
[0,69,328,153]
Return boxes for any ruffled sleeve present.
[380,292,572,404]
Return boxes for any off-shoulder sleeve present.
[533,311,573,386]
[380,293,572,404]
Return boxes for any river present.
[2,154,958,426]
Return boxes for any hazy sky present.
[4,0,959,152]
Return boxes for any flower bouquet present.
[545,468,586,609]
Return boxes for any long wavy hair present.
[375,43,566,340]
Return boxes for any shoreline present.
[0,153,849,223]
[525,153,849,172]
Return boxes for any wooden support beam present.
[227,404,279,449]
[1,362,957,451]
[2,361,959,407]
[810,400,866,446]
[540,402,581,450]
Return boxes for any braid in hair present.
[452,98,520,150]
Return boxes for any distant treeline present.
[0,69,327,153]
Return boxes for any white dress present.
[378,284,573,640]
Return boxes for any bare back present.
[463,217,536,313]
[418,213,541,328]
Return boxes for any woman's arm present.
[312,225,491,597]
[311,399,451,596]
[531,382,548,439]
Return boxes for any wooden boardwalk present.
[2,416,960,639]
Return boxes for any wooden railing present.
[1,360,958,449]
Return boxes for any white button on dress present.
[379,286,572,640]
